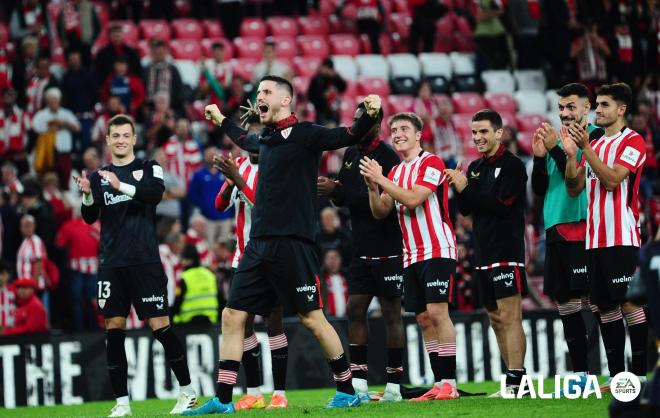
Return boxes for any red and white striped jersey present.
[25,76,51,115]
[185,228,215,268]
[0,285,15,328]
[159,243,182,307]
[323,272,348,317]
[222,156,258,268]
[583,127,646,249]
[162,136,202,189]
[0,107,30,155]
[55,218,100,274]
[16,234,48,289]
[387,151,457,267]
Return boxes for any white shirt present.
[31,107,80,153]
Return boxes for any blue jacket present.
[187,167,233,221]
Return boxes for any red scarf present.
[274,113,298,130]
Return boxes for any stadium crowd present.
[0,0,658,337]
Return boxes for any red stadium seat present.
[172,18,204,40]
[267,16,298,36]
[268,36,297,59]
[516,113,546,133]
[343,79,358,98]
[453,14,473,34]
[392,0,410,13]
[436,15,454,38]
[516,130,534,155]
[233,37,264,59]
[293,56,322,77]
[298,16,329,36]
[357,77,390,97]
[359,33,392,55]
[484,92,516,113]
[452,33,475,52]
[231,58,259,82]
[137,40,151,58]
[169,39,202,60]
[329,34,360,56]
[340,96,358,126]
[298,35,330,58]
[499,112,517,128]
[240,18,267,38]
[293,76,311,97]
[452,92,486,115]
[0,23,9,45]
[139,19,171,41]
[109,20,139,45]
[388,13,412,39]
[203,20,224,38]
[451,113,473,139]
[387,95,415,114]
[201,38,234,59]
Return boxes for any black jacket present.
[222,111,377,243]
[332,140,402,258]
[457,145,527,267]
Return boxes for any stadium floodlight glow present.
[499,374,603,399]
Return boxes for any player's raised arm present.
[205,104,260,153]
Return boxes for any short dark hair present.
[260,75,294,97]
[211,42,224,50]
[388,112,423,132]
[471,109,503,130]
[557,83,589,99]
[108,114,136,135]
[356,102,384,123]
[596,82,632,109]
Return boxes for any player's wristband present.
[118,182,136,197]
[82,193,94,206]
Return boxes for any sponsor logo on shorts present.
[104,191,132,206]
[296,285,317,293]
[612,275,633,284]
[383,274,403,283]
[142,294,165,303]
[573,266,587,274]
[98,299,106,309]
[426,279,449,288]
[493,272,514,282]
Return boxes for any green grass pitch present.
[0,380,611,418]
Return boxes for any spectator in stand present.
[0,88,31,176]
[101,57,145,118]
[252,40,293,85]
[222,76,249,123]
[10,0,51,49]
[94,23,142,83]
[612,22,636,88]
[154,148,185,222]
[474,0,512,71]
[41,172,72,228]
[1,161,24,195]
[55,209,100,331]
[200,42,233,110]
[56,0,101,67]
[32,87,81,184]
[507,0,541,69]
[631,112,659,199]
[143,38,185,114]
[19,186,56,252]
[316,206,352,268]
[25,54,58,116]
[2,277,49,336]
[159,231,184,308]
[408,0,448,54]
[60,49,98,152]
[163,118,202,187]
[336,0,384,54]
[308,58,346,126]
[144,91,176,149]
[434,95,460,168]
[11,36,39,109]
[321,249,348,318]
[218,0,244,40]
[187,146,234,245]
[91,95,125,145]
[0,263,16,330]
[409,80,440,150]
[570,22,611,94]
[186,214,215,268]
[16,214,54,314]
[0,50,12,94]
[172,244,220,325]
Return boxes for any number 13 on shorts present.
[98,281,111,299]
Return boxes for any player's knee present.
[621,301,640,314]
[347,302,368,323]
[222,308,245,330]
[415,311,433,331]
[105,316,126,330]
[426,303,449,325]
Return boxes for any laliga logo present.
[500,374,602,399]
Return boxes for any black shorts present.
[475,265,528,311]
[348,257,403,298]
[587,246,639,307]
[97,262,168,320]
[543,241,589,303]
[227,237,322,316]
[403,258,456,314]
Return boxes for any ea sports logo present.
[610,372,641,402]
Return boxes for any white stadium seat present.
[514,69,547,91]
[481,70,515,94]
[174,60,200,88]
[450,52,476,76]
[331,55,358,81]
[387,53,421,80]
[514,90,547,115]
[419,52,452,80]
[356,54,389,79]
[546,89,559,113]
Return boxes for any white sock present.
[116,396,129,406]
[440,379,457,387]
[352,378,368,393]
[273,390,286,397]
[247,387,262,397]
[180,384,194,395]
[384,383,400,393]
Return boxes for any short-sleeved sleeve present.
[414,155,446,192]
[615,133,646,173]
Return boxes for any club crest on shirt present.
[132,170,144,181]
[494,167,501,178]
[281,127,292,139]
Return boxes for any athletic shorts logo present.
[98,299,106,308]
[426,279,449,288]
[494,167,501,178]
[610,372,641,402]
[132,170,143,181]
[573,266,587,274]
[281,127,292,139]
[307,294,314,301]
[493,272,514,282]
[612,275,633,284]
[383,274,403,283]
[296,284,316,293]
[142,294,165,304]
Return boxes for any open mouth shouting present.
[258,102,269,119]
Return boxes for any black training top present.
[332,140,402,258]
[457,145,527,267]
[222,111,377,243]
[81,158,165,268]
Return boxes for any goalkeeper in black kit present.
[74,115,197,417]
